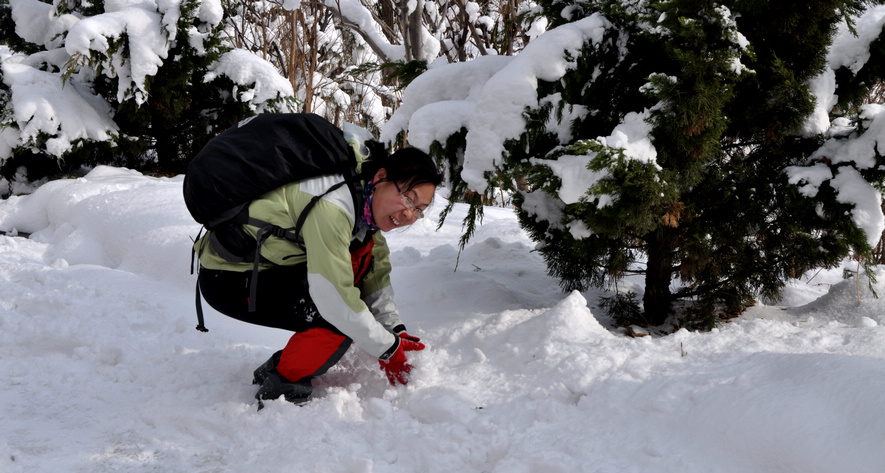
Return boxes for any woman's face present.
[371,168,436,232]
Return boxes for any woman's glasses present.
[393,181,425,219]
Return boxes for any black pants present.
[198,264,343,335]
[199,264,354,388]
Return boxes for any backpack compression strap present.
[190,227,210,332]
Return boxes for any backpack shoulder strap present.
[244,174,364,313]
[291,174,364,248]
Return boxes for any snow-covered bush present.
[0,0,298,188]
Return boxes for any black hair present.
[361,141,443,191]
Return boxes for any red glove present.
[379,335,425,386]
[398,332,423,344]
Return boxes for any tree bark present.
[153,119,179,173]
[643,232,674,326]
[398,0,424,61]
[408,0,424,61]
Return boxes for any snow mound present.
[791,268,885,326]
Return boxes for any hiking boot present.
[252,350,283,385]
[255,370,312,409]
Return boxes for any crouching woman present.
[194,126,442,406]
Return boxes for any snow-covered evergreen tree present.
[383,0,885,327]
[0,0,297,188]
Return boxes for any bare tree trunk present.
[408,0,424,60]
[877,201,885,264]
[301,6,320,112]
[643,233,674,326]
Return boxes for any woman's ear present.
[373,168,387,182]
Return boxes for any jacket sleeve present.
[360,232,406,334]
[297,194,398,359]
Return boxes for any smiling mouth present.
[390,216,401,227]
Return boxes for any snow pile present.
[0,166,884,472]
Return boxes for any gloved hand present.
[397,331,423,344]
[379,335,425,386]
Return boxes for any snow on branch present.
[204,49,296,111]
[320,0,406,62]
[1,62,118,158]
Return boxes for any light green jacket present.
[195,173,403,359]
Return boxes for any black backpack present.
[184,113,367,331]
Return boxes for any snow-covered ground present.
[0,166,883,472]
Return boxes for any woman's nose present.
[399,207,418,222]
